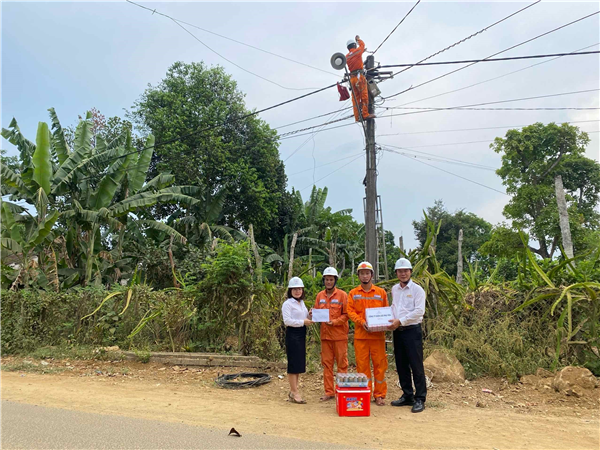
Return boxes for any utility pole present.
[554,175,574,259]
[456,229,464,284]
[330,51,393,280]
[365,99,378,277]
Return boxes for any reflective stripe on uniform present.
[353,295,382,301]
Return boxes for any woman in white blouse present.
[282,276,313,404]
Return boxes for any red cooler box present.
[335,386,371,417]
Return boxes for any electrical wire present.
[275,44,599,131]
[298,153,364,192]
[129,1,321,90]
[77,81,340,181]
[382,146,509,195]
[286,151,364,176]
[380,148,495,171]
[372,0,421,55]
[387,1,541,80]
[384,10,600,99]
[379,50,600,68]
[126,0,342,79]
[282,103,352,162]
[379,107,599,115]
[393,43,600,107]
[279,114,355,138]
[382,88,600,111]
[280,89,599,139]
[382,138,500,149]
[378,143,496,170]
[377,119,599,136]
[169,18,320,91]
[278,114,600,140]
[274,106,353,130]
[215,372,272,389]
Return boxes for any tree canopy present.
[492,122,600,258]
[128,61,286,242]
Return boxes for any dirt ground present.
[2,355,599,449]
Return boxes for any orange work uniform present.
[347,284,389,399]
[314,287,349,397]
[346,38,369,122]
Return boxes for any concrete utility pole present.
[554,175,574,259]
[399,235,405,253]
[456,229,464,284]
[330,51,393,281]
[365,99,378,277]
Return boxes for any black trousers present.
[393,324,427,402]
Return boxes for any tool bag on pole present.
[337,82,350,101]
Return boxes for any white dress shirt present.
[391,280,426,326]
[282,298,309,327]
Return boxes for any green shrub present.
[425,306,555,382]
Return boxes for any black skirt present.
[285,326,307,374]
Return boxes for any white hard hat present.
[323,267,339,278]
[346,39,357,48]
[357,261,374,273]
[288,277,304,289]
[394,258,413,270]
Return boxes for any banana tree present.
[168,186,243,251]
[1,202,60,289]
[379,212,465,319]
[2,109,199,287]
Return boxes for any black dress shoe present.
[391,395,414,407]
[411,399,425,413]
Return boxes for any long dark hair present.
[287,288,305,300]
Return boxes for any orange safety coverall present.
[346,38,369,122]
[314,287,349,396]
[347,284,389,399]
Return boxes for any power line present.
[278,115,599,141]
[127,0,320,91]
[388,1,541,80]
[379,143,496,168]
[279,122,357,140]
[126,1,341,79]
[298,154,364,192]
[384,10,600,99]
[372,0,421,55]
[383,147,509,196]
[379,107,599,115]
[393,43,600,107]
[279,114,355,138]
[275,44,600,131]
[382,88,600,111]
[169,19,320,91]
[379,146,496,171]
[282,103,352,162]
[287,151,364,176]
[275,105,352,130]
[77,81,340,182]
[380,50,600,68]
[280,89,599,139]
[377,119,600,137]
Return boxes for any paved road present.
[1,400,353,449]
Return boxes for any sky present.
[2,0,599,251]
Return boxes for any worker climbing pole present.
[330,36,393,279]
[346,36,376,122]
